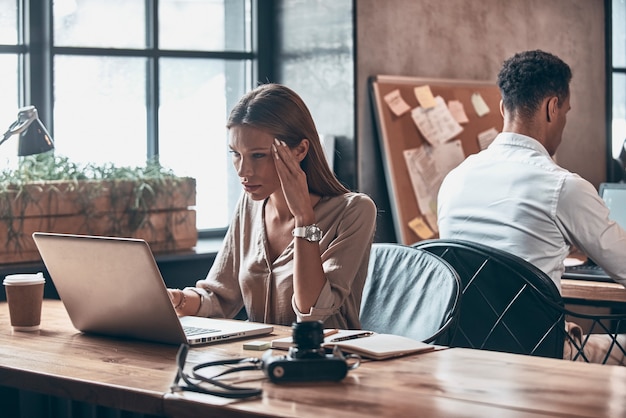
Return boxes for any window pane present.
[613,73,626,157]
[159,58,250,230]
[53,0,146,48]
[613,0,626,67]
[0,54,20,166]
[159,0,251,51]
[0,0,18,44]
[0,54,18,125]
[53,55,147,167]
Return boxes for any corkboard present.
[369,75,503,244]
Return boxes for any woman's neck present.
[265,194,293,223]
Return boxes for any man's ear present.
[293,139,310,162]
[546,96,559,122]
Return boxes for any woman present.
[168,84,377,329]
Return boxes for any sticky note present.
[384,89,411,116]
[447,100,469,123]
[414,85,437,109]
[243,341,271,351]
[471,93,490,117]
[477,127,499,150]
[408,216,435,239]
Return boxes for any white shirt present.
[437,132,626,291]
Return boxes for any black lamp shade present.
[17,118,54,156]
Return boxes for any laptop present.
[563,182,626,282]
[32,232,273,345]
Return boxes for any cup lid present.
[3,272,45,286]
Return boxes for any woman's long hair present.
[227,83,349,196]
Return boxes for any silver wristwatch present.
[292,224,323,242]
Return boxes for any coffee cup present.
[3,272,45,332]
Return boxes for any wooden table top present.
[561,278,626,303]
[2,300,626,418]
[562,252,626,304]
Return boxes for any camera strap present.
[171,344,264,399]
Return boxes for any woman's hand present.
[272,138,315,224]
[167,288,182,306]
[167,288,201,316]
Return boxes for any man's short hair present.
[497,50,572,120]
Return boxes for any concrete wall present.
[356,0,606,242]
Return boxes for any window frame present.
[8,0,276,238]
[606,0,626,181]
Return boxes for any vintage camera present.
[262,321,356,383]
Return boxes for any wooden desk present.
[2,301,626,418]
[562,251,626,305]
[0,300,175,416]
[562,278,626,304]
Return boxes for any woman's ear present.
[293,139,310,162]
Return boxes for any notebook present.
[271,329,436,360]
[32,232,273,345]
[563,182,626,282]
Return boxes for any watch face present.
[306,225,322,242]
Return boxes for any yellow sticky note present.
[471,93,490,117]
[414,85,436,109]
[408,216,435,239]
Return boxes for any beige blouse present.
[190,192,377,329]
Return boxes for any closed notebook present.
[326,333,436,360]
[271,330,435,360]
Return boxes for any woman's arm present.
[272,138,328,313]
[168,198,246,318]
[294,194,377,322]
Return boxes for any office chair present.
[414,238,626,363]
[359,243,461,344]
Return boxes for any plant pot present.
[0,177,197,264]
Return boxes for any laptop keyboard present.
[563,264,616,283]
[183,325,220,337]
[566,264,605,274]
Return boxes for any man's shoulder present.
[559,172,599,201]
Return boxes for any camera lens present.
[292,321,324,351]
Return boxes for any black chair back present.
[414,239,565,358]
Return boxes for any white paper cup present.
[3,273,46,331]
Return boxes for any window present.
[610,0,626,159]
[0,0,256,233]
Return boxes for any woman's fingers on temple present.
[273,139,295,174]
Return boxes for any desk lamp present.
[0,105,54,156]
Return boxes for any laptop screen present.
[599,183,626,229]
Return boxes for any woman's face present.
[229,125,281,201]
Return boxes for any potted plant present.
[0,153,196,264]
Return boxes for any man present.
[437,49,626,364]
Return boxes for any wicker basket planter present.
[0,177,197,264]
